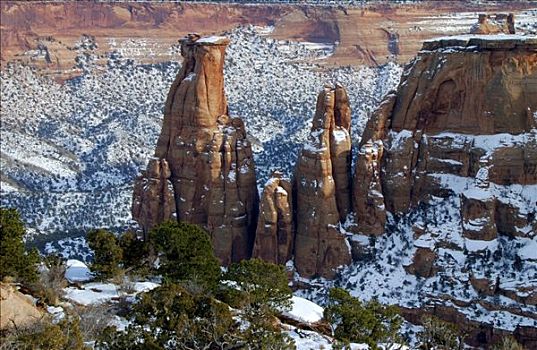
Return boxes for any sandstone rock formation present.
[252,171,294,265]
[0,283,42,330]
[354,36,537,241]
[132,158,175,240]
[470,14,516,35]
[133,34,258,265]
[294,84,352,278]
[352,34,537,301]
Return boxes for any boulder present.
[0,283,42,330]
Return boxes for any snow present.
[196,36,228,44]
[64,283,120,306]
[65,259,93,283]
[133,281,160,293]
[63,280,160,306]
[332,128,349,144]
[465,238,498,253]
[283,296,324,324]
[47,306,65,323]
[518,238,537,261]
[427,34,535,42]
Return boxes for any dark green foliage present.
[224,258,292,314]
[119,231,148,270]
[96,283,241,350]
[324,288,402,350]
[223,258,294,349]
[150,221,220,290]
[418,315,463,350]
[87,229,123,279]
[0,208,39,284]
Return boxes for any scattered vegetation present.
[0,314,87,350]
[418,315,465,350]
[492,336,525,350]
[324,287,403,350]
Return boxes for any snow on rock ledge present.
[283,296,324,324]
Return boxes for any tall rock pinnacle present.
[294,84,352,278]
[133,34,258,265]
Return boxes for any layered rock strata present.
[133,34,258,265]
[252,171,294,265]
[354,35,537,241]
[294,84,352,278]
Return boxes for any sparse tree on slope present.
[87,229,123,279]
[0,208,39,284]
[492,336,525,350]
[418,315,463,350]
[324,287,402,350]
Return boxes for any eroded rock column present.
[294,84,352,278]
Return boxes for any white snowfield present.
[64,280,160,306]
[65,259,93,283]
[63,259,159,305]
[283,296,325,324]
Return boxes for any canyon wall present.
[2,1,535,78]
[354,35,537,237]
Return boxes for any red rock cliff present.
[354,35,537,239]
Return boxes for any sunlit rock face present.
[133,34,258,265]
[293,84,353,279]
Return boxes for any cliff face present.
[354,34,537,245]
[133,34,258,265]
[294,84,352,278]
[3,1,535,79]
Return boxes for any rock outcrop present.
[252,171,294,265]
[354,35,537,240]
[470,14,516,35]
[0,283,42,330]
[294,84,352,278]
[133,34,258,265]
